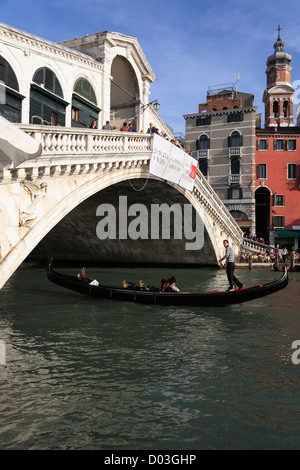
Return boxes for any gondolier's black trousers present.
[226,262,243,289]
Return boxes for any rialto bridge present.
[0,124,245,289]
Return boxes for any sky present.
[2,0,300,135]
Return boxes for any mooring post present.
[248,255,252,270]
[290,247,295,271]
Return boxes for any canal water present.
[0,263,299,450]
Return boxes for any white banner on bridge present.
[149,134,198,192]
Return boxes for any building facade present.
[184,87,258,235]
[255,32,300,250]
[184,29,300,250]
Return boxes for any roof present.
[256,127,300,136]
[0,21,99,63]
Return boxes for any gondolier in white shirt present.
[219,240,243,291]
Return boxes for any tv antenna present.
[234,74,240,91]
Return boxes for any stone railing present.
[197,149,209,159]
[18,125,153,157]
[229,147,242,157]
[193,169,243,246]
[242,237,279,254]
[228,174,241,185]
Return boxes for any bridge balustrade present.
[18,125,153,156]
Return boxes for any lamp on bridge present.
[140,99,160,113]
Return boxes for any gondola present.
[47,260,288,307]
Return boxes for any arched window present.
[197,134,210,150]
[283,100,289,118]
[32,67,63,97]
[0,56,23,122]
[228,131,242,147]
[273,100,279,118]
[72,78,101,128]
[30,67,67,125]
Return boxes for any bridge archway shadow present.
[31,179,215,267]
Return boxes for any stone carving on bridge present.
[19,180,48,227]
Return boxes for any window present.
[257,139,268,150]
[228,187,243,199]
[71,107,79,122]
[198,159,208,177]
[273,216,285,228]
[228,131,243,147]
[283,100,289,118]
[273,101,279,117]
[72,78,100,128]
[288,163,297,179]
[274,194,285,206]
[0,55,22,123]
[287,139,296,151]
[30,67,66,126]
[33,67,63,97]
[228,112,243,123]
[196,116,211,126]
[74,78,97,105]
[231,158,240,174]
[258,164,267,179]
[274,139,285,151]
[196,135,210,150]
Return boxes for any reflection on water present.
[0,264,299,449]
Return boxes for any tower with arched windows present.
[262,28,295,128]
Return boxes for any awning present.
[0,116,42,170]
[276,230,300,238]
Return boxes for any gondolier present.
[219,240,243,291]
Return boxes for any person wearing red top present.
[120,122,130,131]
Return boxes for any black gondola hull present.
[47,262,289,307]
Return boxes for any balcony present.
[228,174,241,185]
[197,149,209,159]
[229,147,242,157]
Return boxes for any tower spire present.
[262,27,295,128]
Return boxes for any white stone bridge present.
[0,125,245,289]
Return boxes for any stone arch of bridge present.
[0,166,223,288]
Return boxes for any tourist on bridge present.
[120,122,131,131]
[102,121,113,130]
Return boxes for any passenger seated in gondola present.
[159,278,167,291]
[163,276,180,292]
[123,280,135,289]
[77,267,86,280]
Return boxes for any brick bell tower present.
[263,25,295,127]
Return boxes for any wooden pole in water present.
[248,255,252,270]
[290,247,295,271]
